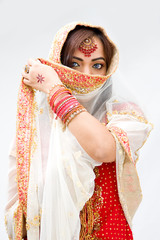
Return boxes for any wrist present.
[48,86,86,125]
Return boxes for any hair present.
[61,25,114,70]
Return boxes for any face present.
[71,36,107,76]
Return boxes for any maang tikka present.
[79,38,97,57]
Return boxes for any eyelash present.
[71,62,104,70]
[71,62,79,67]
[93,63,104,70]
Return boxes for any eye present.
[93,63,104,70]
[71,62,80,68]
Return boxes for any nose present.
[82,66,92,75]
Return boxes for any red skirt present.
[80,162,133,240]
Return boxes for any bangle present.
[52,90,72,109]
[63,105,83,123]
[60,102,80,121]
[66,108,87,126]
[50,88,72,109]
[47,84,65,103]
[54,96,75,114]
[49,86,86,125]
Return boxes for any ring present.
[24,65,30,74]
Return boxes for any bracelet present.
[47,84,65,103]
[66,108,87,126]
[63,105,83,123]
[49,86,86,125]
[50,88,72,109]
[54,95,74,113]
[52,90,72,109]
[55,97,76,116]
[60,102,80,121]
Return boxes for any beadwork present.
[80,162,134,239]
[15,80,35,240]
[49,86,86,125]
[39,58,109,94]
[79,38,97,57]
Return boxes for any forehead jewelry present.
[79,38,98,57]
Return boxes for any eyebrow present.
[72,56,83,61]
[72,56,105,62]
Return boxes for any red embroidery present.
[79,38,98,57]
[108,126,133,162]
[80,162,133,239]
[38,58,110,94]
[16,81,35,239]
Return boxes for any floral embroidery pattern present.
[108,126,133,162]
[16,81,35,239]
[39,58,109,94]
[26,215,41,230]
[80,168,103,240]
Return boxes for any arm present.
[22,59,116,163]
[68,111,116,162]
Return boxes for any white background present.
[0,0,160,239]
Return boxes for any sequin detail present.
[107,101,149,124]
[26,215,41,230]
[14,205,23,240]
[80,168,103,240]
[39,58,110,94]
[16,81,35,239]
[80,162,133,239]
[79,38,97,57]
[108,126,133,163]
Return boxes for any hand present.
[22,58,62,94]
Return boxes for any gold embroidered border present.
[39,58,109,94]
[107,111,153,162]
[79,167,103,240]
[26,215,41,230]
[107,110,149,124]
[15,81,35,240]
[108,126,133,163]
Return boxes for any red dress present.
[80,162,133,240]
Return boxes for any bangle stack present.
[48,85,86,125]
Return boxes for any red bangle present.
[50,88,65,108]
[52,90,72,109]
[66,108,87,126]
[58,102,79,120]
[50,89,72,109]
[53,95,74,113]
[63,105,83,123]
[55,98,76,116]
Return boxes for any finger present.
[28,58,38,66]
[22,71,29,79]
[23,78,30,86]
[35,58,41,62]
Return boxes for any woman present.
[5,22,152,240]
